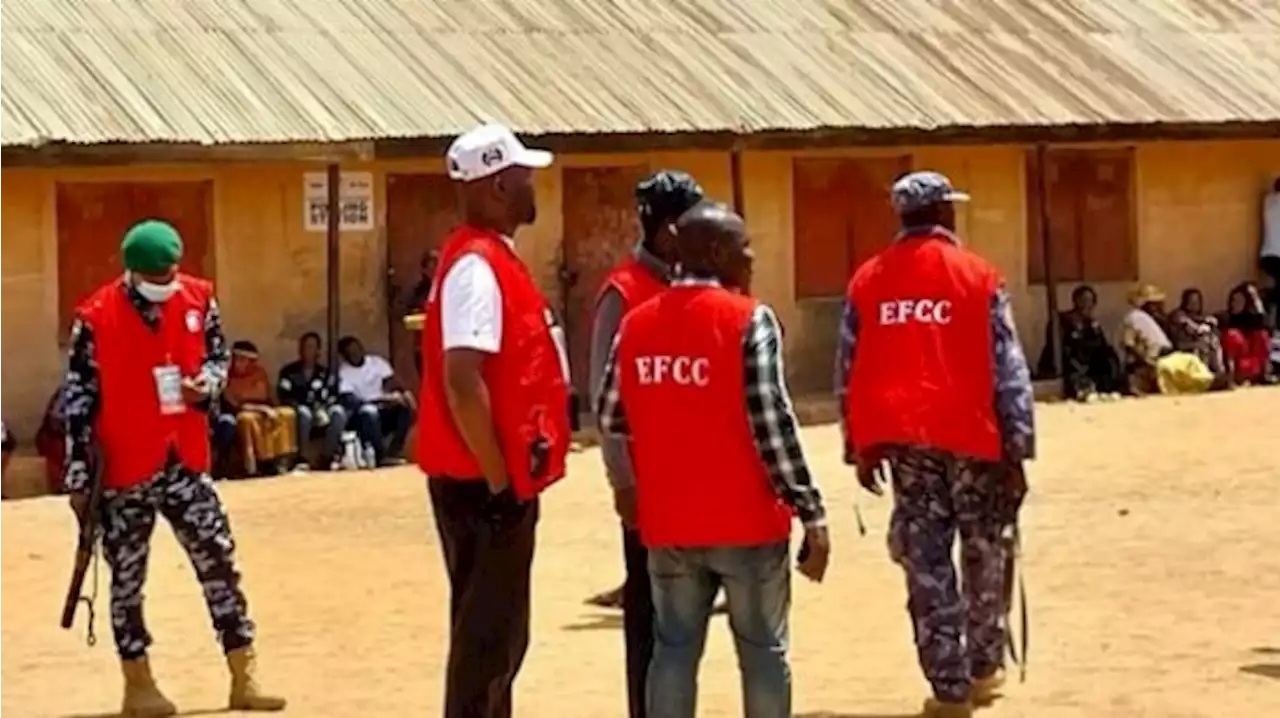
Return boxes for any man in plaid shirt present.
[596,202,828,718]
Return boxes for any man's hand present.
[1002,460,1028,509]
[613,486,638,528]
[246,404,278,422]
[796,525,831,583]
[856,457,886,496]
[484,485,523,528]
[181,376,211,405]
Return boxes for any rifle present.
[1000,463,1029,682]
[60,452,103,646]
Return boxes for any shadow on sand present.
[64,709,229,718]
[1239,646,1280,681]
[796,712,920,718]
[561,613,624,631]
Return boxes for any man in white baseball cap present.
[417,122,572,718]
[446,122,553,183]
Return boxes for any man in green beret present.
[63,220,285,716]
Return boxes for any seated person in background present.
[1122,284,1216,396]
[336,336,414,466]
[278,332,349,469]
[1120,284,1175,395]
[35,385,68,494]
[1,419,14,494]
[219,340,300,476]
[407,250,439,375]
[1222,282,1276,385]
[1037,284,1123,400]
[1168,288,1225,376]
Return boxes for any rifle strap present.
[80,542,101,647]
[1004,524,1028,682]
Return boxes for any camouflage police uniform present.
[63,219,284,716]
[64,286,255,660]
[835,172,1035,710]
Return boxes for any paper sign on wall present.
[304,172,374,232]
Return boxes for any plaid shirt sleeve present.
[833,298,860,454]
[744,304,827,528]
[594,333,630,439]
[198,297,231,397]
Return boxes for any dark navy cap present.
[890,171,970,214]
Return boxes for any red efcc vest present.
[77,276,214,490]
[597,256,666,314]
[416,226,571,500]
[616,285,792,548]
[844,232,1002,461]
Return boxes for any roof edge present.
[4,122,1277,167]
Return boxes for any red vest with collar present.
[77,276,214,489]
[616,284,792,548]
[416,225,571,500]
[844,232,1002,461]
[598,255,667,315]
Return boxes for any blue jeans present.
[646,542,791,718]
[294,404,349,465]
[350,401,413,462]
[212,412,237,450]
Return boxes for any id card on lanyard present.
[153,364,186,415]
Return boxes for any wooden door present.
[56,181,213,336]
[385,173,457,388]
[561,166,648,398]
[793,158,853,298]
[846,156,909,270]
[793,156,910,298]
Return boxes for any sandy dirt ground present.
[3,389,1279,718]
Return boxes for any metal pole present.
[1035,144,1061,377]
[325,163,341,377]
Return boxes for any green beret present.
[121,220,183,274]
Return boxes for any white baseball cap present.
[445,123,554,182]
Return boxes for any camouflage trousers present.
[100,465,255,659]
[885,447,1009,703]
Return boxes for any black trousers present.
[428,479,538,718]
[622,527,655,718]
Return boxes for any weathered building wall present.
[3,140,1275,435]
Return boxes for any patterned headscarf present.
[635,170,705,241]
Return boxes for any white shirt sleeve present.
[368,355,395,383]
[441,253,504,353]
[1263,191,1280,259]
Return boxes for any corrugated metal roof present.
[3,0,1278,147]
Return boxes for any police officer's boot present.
[226,646,287,711]
[971,668,1007,705]
[922,697,973,718]
[120,656,178,717]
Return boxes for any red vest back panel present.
[598,256,667,315]
[845,234,1002,461]
[417,226,571,499]
[79,275,214,489]
[617,285,792,548]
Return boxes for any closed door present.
[56,181,214,337]
[561,166,649,398]
[385,173,457,388]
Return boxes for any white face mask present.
[129,272,179,303]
